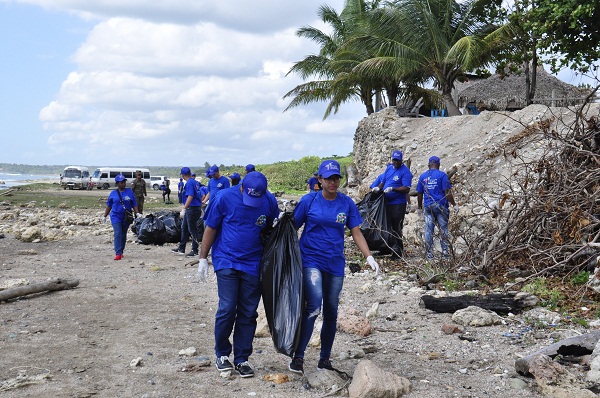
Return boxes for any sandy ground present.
[0,187,583,398]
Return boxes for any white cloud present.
[20,0,363,166]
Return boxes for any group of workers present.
[102,151,457,379]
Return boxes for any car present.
[149,176,170,190]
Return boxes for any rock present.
[20,226,42,242]
[508,378,529,390]
[441,323,463,335]
[178,347,197,357]
[521,307,561,326]
[338,348,366,360]
[529,354,596,397]
[254,315,270,338]
[130,357,143,367]
[17,249,38,255]
[366,302,379,319]
[305,367,347,391]
[0,278,30,290]
[348,359,411,398]
[451,306,502,326]
[338,307,373,337]
[586,339,600,383]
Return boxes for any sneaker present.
[171,248,185,255]
[288,357,304,374]
[317,358,334,371]
[185,251,198,257]
[235,361,254,378]
[215,356,233,371]
[114,254,122,261]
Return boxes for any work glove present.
[417,208,424,220]
[384,187,393,194]
[102,216,108,224]
[135,213,142,219]
[372,187,380,193]
[180,208,186,218]
[453,205,460,215]
[198,258,209,283]
[366,256,380,275]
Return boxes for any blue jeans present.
[293,267,344,361]
[112,222,129,255]
[215,268,261,365]
[424,204,450,256]
[178,206,201,253]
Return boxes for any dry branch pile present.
[454,102,600,280]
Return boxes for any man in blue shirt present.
[207,165,230,202]
[177,178,184,204]
[416,156,458,259]
[198,171,279,378]
[228,172,241,186]
[306,171,321,192]
[373,150,413,257]
[172,167,202,257]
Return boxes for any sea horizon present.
[0,173,58,189]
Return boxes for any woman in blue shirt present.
[103,174,139,260]
[288,160,380,374]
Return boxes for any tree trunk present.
[530,52,538,103]
[385,84,399,107]
[442,92,462,116]
[0,278,80,301]
[524,60,532,106]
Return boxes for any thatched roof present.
[453,66,590,111]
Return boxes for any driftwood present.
[515,330,600,376]
[420,293,538,315]
[0,278,79,302]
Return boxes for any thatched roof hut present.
[453,66,590,112]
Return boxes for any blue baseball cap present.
[313,171,318,176]
[391,150,403,161]
[208,165,218,177]
[318,160,342,178]
[242,171,268,207]
[180,167,191,175]
[229,172,241,180]
[245,164,255,172]
[114,174,126,182]
[191,172,196,177]
[429,156,440,164]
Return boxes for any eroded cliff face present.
[348,104,599,202]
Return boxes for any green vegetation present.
[522,278,566,310]
[570,271,591,286]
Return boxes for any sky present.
[0,1,596,168]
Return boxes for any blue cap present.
[114,174,126,182]
[229,172,241,180]
[205,169,211,178]
[313,171,318,176]
[245,164,255,172]
[179,178,183,181]
[180,167,191,175]
[191,172,196,177]
[242,171,268,207]
[391,150,403,161]
[429,156,440,164]
[208,165,218,177]
[318,160,342,178]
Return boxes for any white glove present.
[366,256,380,275]
[102,216,108,224]
[278,211,285,220]
[135,213,142,219]
[180,208,186,218]
[417,208,424,220]
[453,205,459,215]
[198,258,209,283]
[384,187,393,194]
[372,187,380,193]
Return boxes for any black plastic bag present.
[137,214,167,245]
[130,217,144,234]
[357,191,394,254]
[260,212,303,357]
[160,212,182,243]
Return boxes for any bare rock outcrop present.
[348,359,411,398]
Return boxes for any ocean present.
[0,173,58,190]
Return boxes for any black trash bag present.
[357,191,394,254]
[137,214,167,245]
[196,216,205,242]
[260,212,303,357]
[160,212,182,243]
[130,216,144,235]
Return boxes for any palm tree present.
[349,0,512,115]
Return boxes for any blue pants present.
[424,204,450,257]
[112,221,129,255]
[293,267,344,361]
[214,268,261,365]
[178,192,183,204]
[178,206,201,253]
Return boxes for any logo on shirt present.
[393,176,399,181]
[256,215,266,226]
[336,213,347,224]
[217,183,223,188]
[124,195,132,201]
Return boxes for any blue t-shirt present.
[208,176,230,198]
[416,169,451,207]
[203,187,279,277]
[178,181,184,192]
[294,191,363,277]
[106,188,137,224]
[183,178,202,207]
[382,164,413,205]
[307,177,320,191]
[370,173,384,188]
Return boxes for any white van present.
[149,176,170,190]
[91,167,151,189]
[60,166,90,190]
